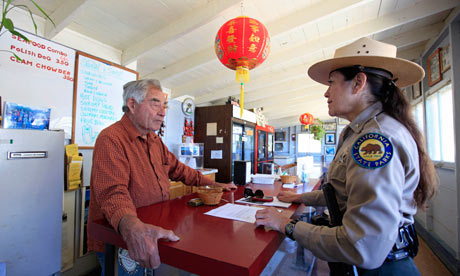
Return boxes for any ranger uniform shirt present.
[295,102,419,269]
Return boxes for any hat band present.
[334,65,394,81]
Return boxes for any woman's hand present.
[255,207,291,233]
[277,191,302,203]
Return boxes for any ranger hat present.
[307,37,424,88]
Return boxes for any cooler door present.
[243,126,255,174]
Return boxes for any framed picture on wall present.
[323,122,337,131]
[325,145,336,156]
[441,44,451,73]
[427,48,442,87]
[275,143,284,152]
[275,131,286,141]
[325,132,336,145]
[412,81,422,99]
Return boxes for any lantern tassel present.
[240,83,244,118]
[236,66,249,118]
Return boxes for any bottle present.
[301,165,308,184]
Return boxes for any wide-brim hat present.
[308,37,424,88]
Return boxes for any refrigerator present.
[0,129,64,276]
[232,123,255,179]
[255,124,275,173]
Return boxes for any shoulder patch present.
[351,132,393,169]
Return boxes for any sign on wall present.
[0,30,76,138]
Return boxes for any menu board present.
[0,30,76,138]
[73,52,138,148]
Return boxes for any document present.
[205,203,263,223]
[235,197,292,208]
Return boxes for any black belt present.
[385,224,419,263]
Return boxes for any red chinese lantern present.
[299,113,314,130]
[215,16,270,116]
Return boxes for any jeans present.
[96,251,154,276]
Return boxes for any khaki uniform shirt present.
[294,102,419,269]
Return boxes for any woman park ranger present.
[255,37,437,275]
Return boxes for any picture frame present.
[441,44,451,73]
[325,145,336,156]
[275,131,286,141]
[275,142,284,152]
[2,102,51,130]
[412,81,422,100]
[323,122,337,131]
[427,48,442,87]
[325,132,336,145]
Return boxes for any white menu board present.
[73,52,138,148]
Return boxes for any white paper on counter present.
[205,203,263,223]
[235,197,292,208]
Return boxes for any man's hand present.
[118,215,180,269]
[277,191,302,203]
[255,207,291,233]
[215,182,237,191]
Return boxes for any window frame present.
[424,79,455,169]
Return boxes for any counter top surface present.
[88,182,307,276]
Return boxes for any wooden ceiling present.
[17,0,459,127]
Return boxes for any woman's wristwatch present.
[285,219,299,240]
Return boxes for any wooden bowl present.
[197,185,223,205]
[280,175,297,184]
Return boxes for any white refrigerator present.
[0,129,64,276]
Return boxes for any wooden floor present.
[414,236,452,276]
[259,235,453,276]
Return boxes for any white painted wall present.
[7,8,123,64]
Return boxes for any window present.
[425,83,454,162]
[298,133,321,153]
[412,101,424,137]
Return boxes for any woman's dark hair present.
[335,66,437,208]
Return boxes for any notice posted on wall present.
[0,31,76,138]
[211,150,222,159]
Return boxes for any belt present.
[385,224,418,263]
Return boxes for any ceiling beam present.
[121,0,241,65]
[253,86,326,111]
[192,0,457,105]
[150,0,370,85]
[44,0,92,39]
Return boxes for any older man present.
[88,79,236,274]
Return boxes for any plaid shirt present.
[88,114,214,252]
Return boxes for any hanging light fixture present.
[215,16,270,117]
[299,113,314,130]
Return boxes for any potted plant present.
[310,119,325,141]
[1,0,54,59]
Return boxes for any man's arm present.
[118,215,179,269]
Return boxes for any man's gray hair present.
[122,79,163,112]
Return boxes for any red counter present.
[88,182,307,276]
